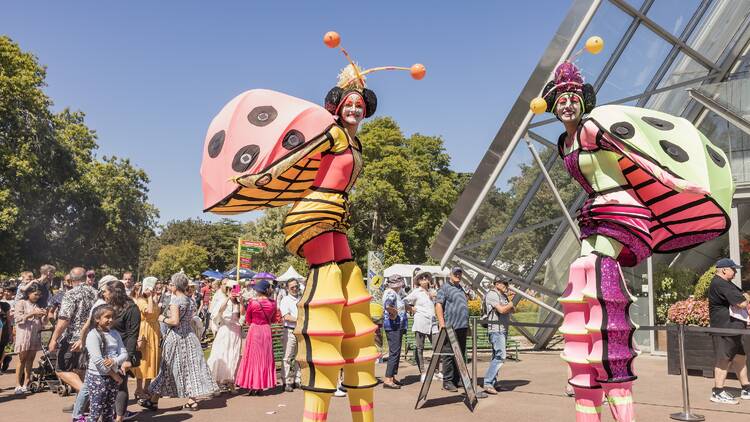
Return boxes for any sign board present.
[235,238,266,280]
[415,327,478,412]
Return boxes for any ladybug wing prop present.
[586,104,734,253]
[201,89,336,214]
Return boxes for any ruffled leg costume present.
[560,237,637,422]
[296,232,377,422]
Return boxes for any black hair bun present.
[324,87,343,115]
[582,83,596,112]
[541,81,557,113]
[323,87,378,118]
[362,88,377,118]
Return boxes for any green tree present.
[0,36,157,274]
[149,241,209,279]
[383,230,407,268]
[140,218,241,274]
[240,207,307,276]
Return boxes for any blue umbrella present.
[223,267,256,280]
[201,270,224,279]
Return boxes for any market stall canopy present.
[276,266,305,282]
[223,267,256,280]
[201,270,224,279]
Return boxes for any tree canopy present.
[0,36,157,275]
[148,240,208,279]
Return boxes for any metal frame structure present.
[430,0,750,348]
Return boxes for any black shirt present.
[708,276,746,330]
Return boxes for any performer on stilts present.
[530,37,734,422]
[200,31,425,422]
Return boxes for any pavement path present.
[1,352,749,421]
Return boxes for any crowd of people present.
[0,265,312,421]
[3,259,748,420]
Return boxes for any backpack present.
[481,290,501,329]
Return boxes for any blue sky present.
[2,1,570,224]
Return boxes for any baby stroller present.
[28,330,70,396]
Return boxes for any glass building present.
[430,0,750,352]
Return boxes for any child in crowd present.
[85,305,129,422]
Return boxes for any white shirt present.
[279,294,300,329]
[404,287,436,334]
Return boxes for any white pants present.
[281,328,301,385]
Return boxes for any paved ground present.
[1,352,749,421]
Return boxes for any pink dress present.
[235,298,277,390]
[14,300,44,353]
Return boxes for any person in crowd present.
[133,277,161,402]
[84,304,128,422]
[48,267,98,419]
[1,282,16,373]
[13,282,47,394]
[122,272,134,297]
[106,281,140,422]
[435,266,487,397]
[157,279,174,337]
[207,279,226,335]
[708,258,750,404]
[77,278,140,421]
[187,280,205,339]
[0,289,11,375]
[200,278,215,331]
[49,274,73,322]
[382,275,408,389]
[236,279,278,395]
[404,271,439,381]
[145,272,218,411]
[206,279,242,392]
[14,271,35,301]
[482,278,515,395]
[279,278,302,392]
[86,270,97,287]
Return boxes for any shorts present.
[712,335,746,362]
[56,339,83,372]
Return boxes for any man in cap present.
[708,258,750,404]
[435,266,473,393]
[483,278,515,395]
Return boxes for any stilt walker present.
[200,31,425,422]
[530,37,735,422]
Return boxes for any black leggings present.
[115,372,129,416]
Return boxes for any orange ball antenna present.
[323,31,341,48]
[410,63,426,80]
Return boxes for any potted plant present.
[653,266,697,351]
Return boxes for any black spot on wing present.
[207,130,225,158]
[283,130,305,150]
[706,144,726,168]
[659,140,689,163]
[642,116,674,131]
[610,122,635,139]
[247,106,278,127]
[232,145,260,172]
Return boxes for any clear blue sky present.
[2,1,570,224]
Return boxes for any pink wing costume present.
[536,60,733,422]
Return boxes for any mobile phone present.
[231,284,241,295]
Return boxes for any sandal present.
[138,399,158,411]
[183,400,199,411]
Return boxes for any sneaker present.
[484,386,498,395]
[14,386,27,395]
[420,373,426,383]
[741,388,750,400]
[476,390,488,399]
[62,404,75,413]
[334,388,347,397]
[442,382,458,392]
[284,385,294,393]
[711,389,739,405]
[435,372,444,380]
[122,410,138,421]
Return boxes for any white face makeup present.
[340,93,365,127]
[555,93,583,124]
